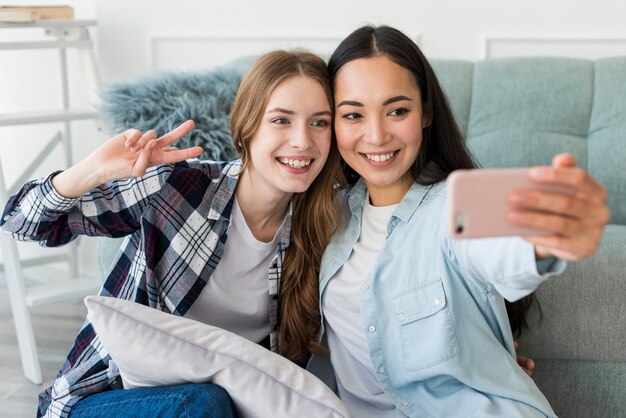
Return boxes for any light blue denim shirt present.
[318,178,565,418]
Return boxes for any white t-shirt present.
[322,197,406,418]
[185,197,284,344]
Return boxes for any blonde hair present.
[230,50,342,362]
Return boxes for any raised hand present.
[507,153,610,261]
[51,120,203,199]
[95,120,203,181]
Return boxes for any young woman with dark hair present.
[319,25,609,417]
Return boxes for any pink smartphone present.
[446,168,576,239]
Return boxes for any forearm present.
[451,236,565,301]
[51,154,105,198]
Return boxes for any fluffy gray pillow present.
[98,68,242,161]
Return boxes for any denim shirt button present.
[363,284,370,290]
[398,313,405,320]
[434,298,441,306]
[378,367,385,374]
[401,400,410,407]
[368,325,376,332]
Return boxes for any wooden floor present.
[0,269,88,417]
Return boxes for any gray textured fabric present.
[518,225,626,361]
[531,359,626,418]
[589,57,626,225]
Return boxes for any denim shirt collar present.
[347,178,436,231]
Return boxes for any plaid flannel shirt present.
[0,159,291,418]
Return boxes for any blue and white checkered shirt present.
[1,159,290,418]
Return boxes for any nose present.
[364,116,389,146]
[289,122,312,149]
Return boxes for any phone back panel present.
[446,168,576,239]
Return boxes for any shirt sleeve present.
[38,323,118,418]
[1,164,175,246]
[446,235,567,301]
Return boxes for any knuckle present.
[556,217,568,232]
[124,128,140,138]
[572,169,587,185]
[551,235,565,248]
[567,219,579,233]
[560,196,574,212]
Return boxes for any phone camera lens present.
[454,212,465,235]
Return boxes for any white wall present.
[96,0,626,81]
[2,0,626,276]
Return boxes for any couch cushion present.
[466,58,593,169]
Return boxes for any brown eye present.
[389,108,410,117]
[342,113,363,120]
[311,119,329,128]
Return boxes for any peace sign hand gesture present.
[98,120,203,180]
[51,120,203,199]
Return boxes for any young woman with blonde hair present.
[1,49,342,418]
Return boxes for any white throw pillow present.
[85,296,350,418]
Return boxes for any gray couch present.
[432,58,626,418]
[98,57,626,418]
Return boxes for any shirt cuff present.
[37,171,78,211]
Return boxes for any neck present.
[235,169,292,243]
[365,175,413,206]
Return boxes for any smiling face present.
[245,75,332,198]
[333,55,428,206]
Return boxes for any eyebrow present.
[383,95,413,106]
[266,108,332,117]
[337,96,413,108]
[267,107,295,115]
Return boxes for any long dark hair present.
[328,25,535,336]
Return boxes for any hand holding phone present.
[446,168,576,239]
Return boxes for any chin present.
[286,184,311,194]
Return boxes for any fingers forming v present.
[157,120,196,147]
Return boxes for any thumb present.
[552,152,577,168]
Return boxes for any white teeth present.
[279,158,312,169]
[365,152,395,162]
